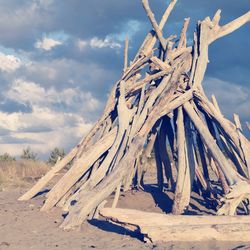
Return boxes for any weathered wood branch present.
[233,114,250,178]
[123,36,129,73]
[19,146,78,201]
[195,91,249,162]
[142,0,168,49]
[209,10,250,44]
[247,122,250,131]
[139,0,177,57]
[183,101,242,185]
[172,107,191,214]
[177,17,190,49]
[41,128,118,211]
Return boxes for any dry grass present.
[0,160,50,189]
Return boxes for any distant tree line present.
[0,147,66,165]
[0,153,16,161]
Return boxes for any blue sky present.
[0,0,249,159]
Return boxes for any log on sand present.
[100,208,250,243]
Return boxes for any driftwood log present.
[100,208,250,242]
[19,0,250,231]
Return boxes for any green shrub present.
[20,147,38,161]
[48,147,65,165]
[0,153,16,161]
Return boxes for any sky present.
[0,0,249,159]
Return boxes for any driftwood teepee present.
[19,0,250,230]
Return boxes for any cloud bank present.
[0,0,249,158]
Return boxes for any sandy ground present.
[1,187,250,250]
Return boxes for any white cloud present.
[0,79,100,157]
[81,19,141,52]
[0,108,92,157]
[204,77,250,122]
[0,78,102,157]
[77,39,88,51]
[75,19,142,52]
[35,36,62,51]
[6,79,101,111]
[0,52,22,72]
[7,79,46,105]
[76,36,121,51]
[0,106,90,134]
[90,36,121,49]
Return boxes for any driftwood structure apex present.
[19,0,250,230]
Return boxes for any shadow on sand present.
[89,219,145,242]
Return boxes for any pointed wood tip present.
[18,193,33,201]
[18,196,26,201]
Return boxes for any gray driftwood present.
[100,208,250,243]
[19,0,250,231]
